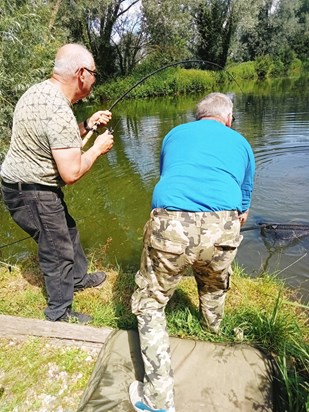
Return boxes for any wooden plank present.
[0,315,113,344]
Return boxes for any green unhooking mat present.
[77,329,277,412]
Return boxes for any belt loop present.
[18,182,22,193]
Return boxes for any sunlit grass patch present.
[0,264,45,319]
[0,337,97,412]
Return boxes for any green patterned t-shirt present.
[1,80,82,186]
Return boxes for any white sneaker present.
[129,381,175,412]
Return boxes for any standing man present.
[1,43,114,324]
[129,93,255,412]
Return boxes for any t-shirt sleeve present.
[47,105,82,149]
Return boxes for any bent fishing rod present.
[82,59,244,147]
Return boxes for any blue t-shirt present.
[152,119,255,213]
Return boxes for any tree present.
[293,0,309,59]
[193,0,235,68]
[112,4,146,76]
[228,0,265,62]
[113,32,145,76]
[59,0,141,78]
[242,0,276,60]
[234,0,302,62]
[0,0,68,145]
[141,0,195,64]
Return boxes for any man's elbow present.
[64,179,77,186]
[60,172,80,185]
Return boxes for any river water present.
[1,77,308,301]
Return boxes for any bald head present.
[53,43,95,79]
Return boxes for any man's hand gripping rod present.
[82,124,113,147]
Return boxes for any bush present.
[227,61,256,80]
[254,55,273,80]
[269,59,285,77]
[287,58,303,77]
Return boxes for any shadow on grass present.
[21,264,44,288]
[110,268,215,342]
[19,254,48,300]
[111,268,137,330]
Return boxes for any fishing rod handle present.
[81,119,101,147]
[82,125,113,148]
[82,128,95,147]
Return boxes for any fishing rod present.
[82,59,244,147]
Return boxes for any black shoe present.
[58,308,92,324]
[74,271,107,292]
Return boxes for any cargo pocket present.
[149,235,188,255]
[214,233,243,251]
[210,233,243,275]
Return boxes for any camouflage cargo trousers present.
[131,208,243,410]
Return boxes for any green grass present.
[227,61,257,80]
[94,67,229,104]
[0,256,308,411]
[92,59,309,107]
[0,337,97,411]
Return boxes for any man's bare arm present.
[52,130,114,185]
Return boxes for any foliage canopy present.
[0,0,309,148]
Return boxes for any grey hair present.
[53,43,94,78]
[195,92,233,121]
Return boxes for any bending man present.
[129,93,255,412]
[1,43,114,324]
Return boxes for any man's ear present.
[226,114,233,128]
[77,68,85,83]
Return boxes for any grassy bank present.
[92,59,308,105]
[0,256,308,411]
[93,64,248,105]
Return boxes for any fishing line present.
[0,236,31,270]
[0,235,31,250]
[0,213,95,250]
[277,252,308,275]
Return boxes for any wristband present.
[83,119,91,131]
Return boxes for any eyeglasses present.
[232,115,235,123]
[82,67,97,78]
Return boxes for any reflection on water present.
[234,80,309,299]
[1,79,308,299]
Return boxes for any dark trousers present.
[1,185,88,320]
